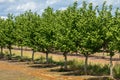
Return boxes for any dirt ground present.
[0,49,119,80]
[0,60,88,80]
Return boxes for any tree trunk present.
[0,46,4,58]
[110,55,113,77]
[76,51,78,56]
[63,52,67,70]
[103,48,106,58]
[84,53,88,75]
[102,52,104,58]
[119,53,120,60]
[0,46,3,54]
[103,52,104,56]
[8,46,12,59]
[32,49,35,61]
[46,51,49,64]
[21,46,23,58]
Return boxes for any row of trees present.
[0,1,120,77]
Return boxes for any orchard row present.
[0,1,120,77]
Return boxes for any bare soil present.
[0,60,86,80]
[0,48,118,80]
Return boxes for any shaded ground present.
[0,60,112,80]
[0,60,86,80]
[0,48,118,80]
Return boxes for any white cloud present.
[6,2,37,11]
[46,0,60,5]
[0,0,4,3]
[105,0,113,5]
[78,4,82,8]
[88,0,120,6]
[9,0,15,2]
[59,7,67,10]
[0,0,15,3]
[0,16,7,19]
[1,0,120,17]
[89,0,99,6]
[16,2,37,11]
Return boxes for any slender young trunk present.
[0,46,3,54]
[110,55,113,77]
[102,52,104,57]
[103,52,104,56]
[0,46,4,58]
[9,48,12,56]
[119,53,120,60]
[46,51,49,64]
[8,46,12,59]
[21,46,23,58]
[103,48,106,58]
[84,53,88,75]
[32,49,35,61]
[76,51,78,56]
[63,52,67,70]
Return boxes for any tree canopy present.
[0,1,120,77]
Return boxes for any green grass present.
[68,59,110,75]
[113,63,120,79]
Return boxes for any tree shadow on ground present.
[50,67,73,72]
[85,77,114,80]
[51,69,87,76]
[29,63,58,68]
[61,71,113,80]
[50,68,113,80]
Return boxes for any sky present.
[0,0,120,19]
